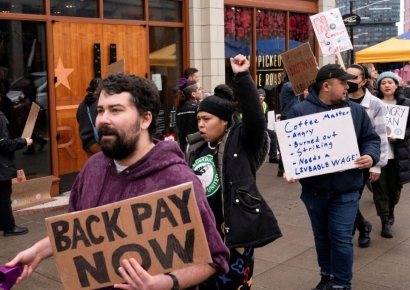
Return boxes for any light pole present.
[345,0,390,65]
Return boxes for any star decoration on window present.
[54,57,74,90]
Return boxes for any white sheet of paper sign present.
[267,110,275,130]
[309,8,353,56]
[275,107,360,180]
[385,104,409,139]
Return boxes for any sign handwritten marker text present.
[385,104,409,139]
[275,108,360,180]
[309,8,353,56]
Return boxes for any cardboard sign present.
[12,169,26,183]
[267,111,276,131]
[385,104,409,139]
[21,102,40,139]
[280,43,319,95]
[45,182,212,290]
[11,176,54,211]
[310,8,353,56]
[107,59,125,76]
[275,108,360,180]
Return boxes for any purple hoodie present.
[69,139,229,289]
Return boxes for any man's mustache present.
[98,125,119,136]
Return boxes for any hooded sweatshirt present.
[69,139,230,289]
[76,93,98,150]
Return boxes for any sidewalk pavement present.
[2,162,410,289]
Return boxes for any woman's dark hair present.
[377,86,405,99]
[97,73,160,138]
[348,63,372,92]
[175,81,197,109]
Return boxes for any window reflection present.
[0,20,51,177]
[149,0,182,22]
[289,13,315,50]
[0,0,44,15]
[149,27,182,139]
[104,0,144,20]
[224,6,253,90]
[255,9,286,112]
[50,0,97,17]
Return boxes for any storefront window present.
[103,0,144,20]
[149,0,182,22]
[0,20,51,177]
[289,12,315,51]
[224,6,253,89]
[50,0,98,17]
[0,0,44,15]
[255,9,286,111]
[149,27,182,139]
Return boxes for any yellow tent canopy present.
[149,44,176,67]
[356,33,410,63]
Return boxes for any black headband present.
[198,100,234,121]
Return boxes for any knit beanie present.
[377,72,399,88]
[257,88,266,97]
[197,96,235,122]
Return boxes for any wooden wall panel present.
[52,23,147,175]
[56,106,88,174]
[102,25,147,78]
[53,22,103,106]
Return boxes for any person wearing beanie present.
[372,71,410,239]
[76,77,102,158]
[258,88,279,163]
[185,55,282,290]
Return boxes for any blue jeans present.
[301,187,359,289]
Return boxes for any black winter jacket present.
[76,93,98,151]
[287,89,381,193]
[176,98,199,151]
[186,71,282,248]
[387,93,410,184]
[0,112,27,181]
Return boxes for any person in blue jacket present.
[285,64,381,290]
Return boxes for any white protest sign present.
[267,110,275,130]
[276,107,360,180]
[385,104,409,139]
[152,73,162,91]
[310,8,353,56]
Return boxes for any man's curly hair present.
[97,73,160,137]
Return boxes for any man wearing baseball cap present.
[285,64,381,290]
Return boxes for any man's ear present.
[140,112,152,130]
[323,81,331,92]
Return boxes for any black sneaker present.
[277,169,285,177]
[357,220,372,248]
[313,273,333,290]
[381,220,393,238]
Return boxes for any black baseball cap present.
[315,64,357,82]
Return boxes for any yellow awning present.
[356,37,410,63]
[149,44,176,67]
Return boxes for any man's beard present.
[98,120,140,160]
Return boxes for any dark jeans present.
[0,180,15,231]
[372,159,402,217]
[353,169,370,234]
[267,129,278,159]
[301,187,359,289]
